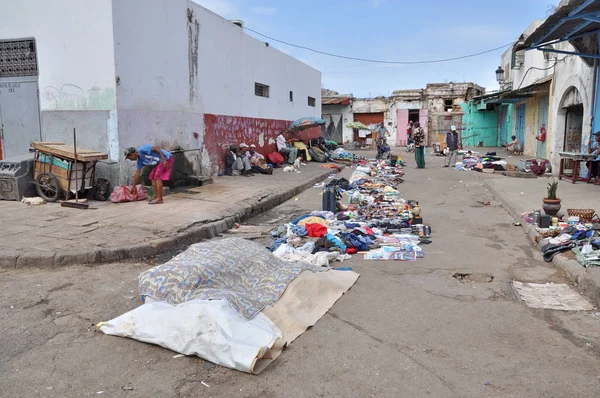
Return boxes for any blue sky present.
[196,0,560,97]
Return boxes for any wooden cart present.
[31,142,108,202]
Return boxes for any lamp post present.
[495,66,505,88]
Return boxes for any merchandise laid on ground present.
[97,151,432,374]
[453,151,551,176]
[270,156,432,265]
[521,209,600,267]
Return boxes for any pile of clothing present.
[331,148,360,163]
[455,152,508,172]
[269,160,431,265]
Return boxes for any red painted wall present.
[203,114,321,174]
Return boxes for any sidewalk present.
[482,173,600,306]
[0,164,340,269]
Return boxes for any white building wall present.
[548,41,594,174]
[111,0,205,180]
[193,4,321,120]
[0,0,118,178]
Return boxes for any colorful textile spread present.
[138,238,323,319]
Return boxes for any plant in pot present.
[542,180,561,216]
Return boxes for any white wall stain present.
[258,132,265,147]
[268,137,275,145]
[107,109,119,162]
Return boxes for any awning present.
[495,75,553,103]
[516,0,600,62]
[322,97,352,105]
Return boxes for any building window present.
[0,38,38,77]
[255,82,270,98]
[511,50,525,70]
[289,91,293,102]
[444,99,453,112]
[308,96,316,107]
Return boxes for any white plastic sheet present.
[99,299,283,374]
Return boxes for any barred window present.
[255,82,269,98]
[0,39,38,78]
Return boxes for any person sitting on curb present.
[247,144,273,175]
[225,144,253,177]
[277,130,298,164]
[124,145,172,205]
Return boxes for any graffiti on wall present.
[43,84,115,110]
[203,114,320,175]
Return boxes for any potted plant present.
[542,180,561,216]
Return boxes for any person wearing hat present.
[247,144,273,175]
[124,145,172,204]
[587,131,600,184]
[225,143,253,177]
[444,125,462,167]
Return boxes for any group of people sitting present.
[225,131,337,177]
[225,143,273,177]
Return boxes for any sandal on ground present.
[148,199,163,205]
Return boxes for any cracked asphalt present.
[2,153,600,397]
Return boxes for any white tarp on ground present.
[512,281,594,311]
[99,270,359,374]
[98,238,359,374]
[99,299,282,374]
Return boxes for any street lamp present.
[495,66,505,85]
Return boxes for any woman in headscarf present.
[413,122,426,169]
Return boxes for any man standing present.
[413,122,426,169]
[444,125,462,167]
[277,130,298,164]
[124,145,172,204]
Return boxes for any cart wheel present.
[36,173,60,202]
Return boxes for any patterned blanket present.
[139,238,323,319]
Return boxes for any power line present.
[244,27,514,65]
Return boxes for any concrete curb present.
[481,178,600,307]
[7,167,342,269]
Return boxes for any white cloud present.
[192,0,239,19]
[252,6,277,16]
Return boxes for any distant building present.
[322,83,484,146]
[0,0,321,180]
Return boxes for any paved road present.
[2,154,600,397]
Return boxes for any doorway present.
[353,112,383,146]
[564,104,583,152]
[0,38,42,160]
[408,110,420,124]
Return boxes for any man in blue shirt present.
[444,126,462,167]
[124,145,172,204]
[587,131,600,184]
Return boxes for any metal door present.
[0,78,42,159]
[515,103,526,149]
[536,96,549,159]
[499,105,508,145]
[396,109,409,146]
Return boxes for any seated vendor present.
[506,136,522,154]
[587,131,600,185]
[247,144,273,175]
